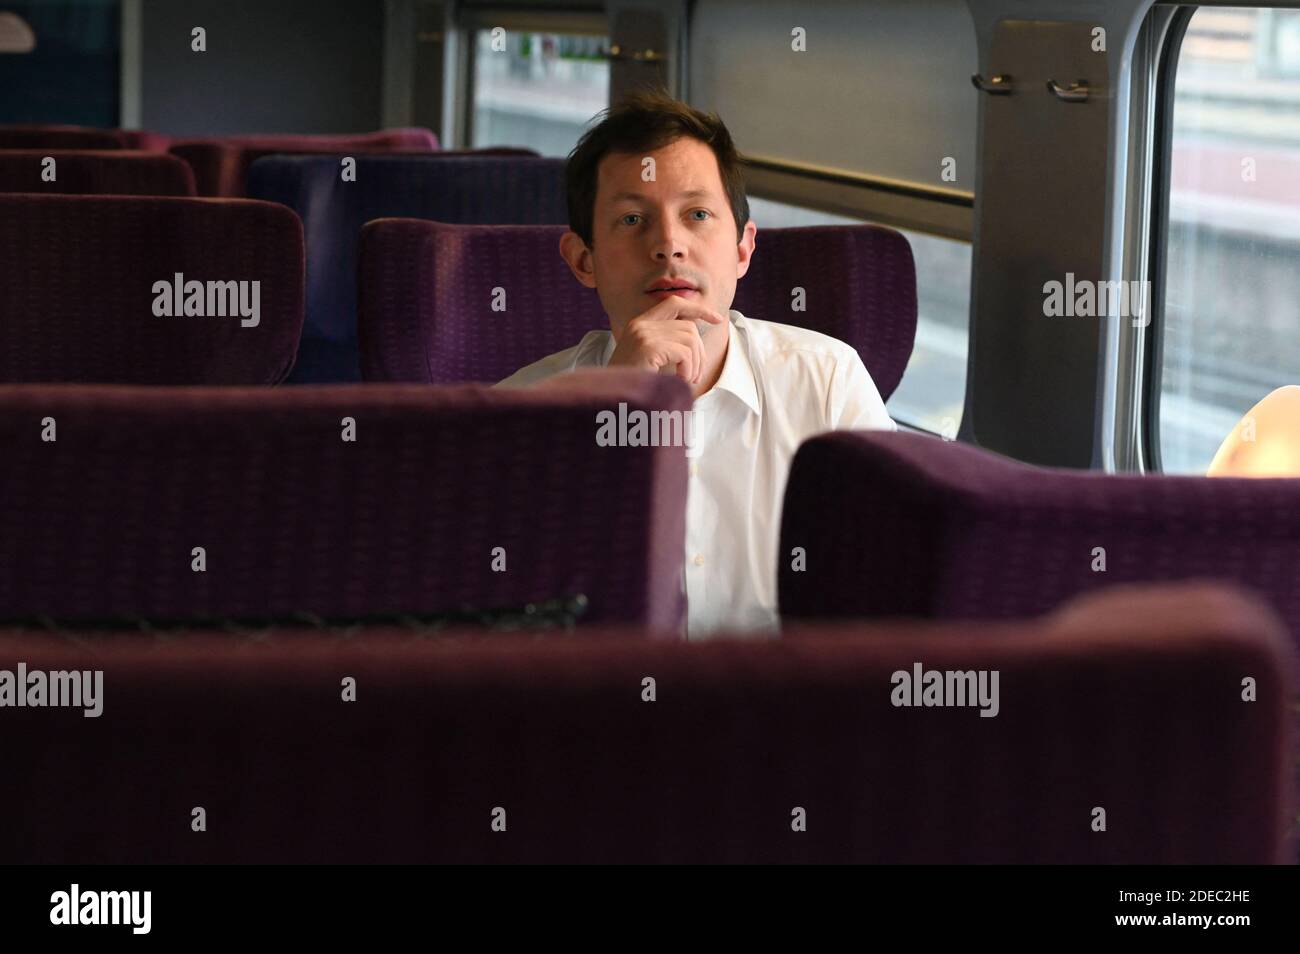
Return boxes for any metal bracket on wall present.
[1047,78,1090,102]
[971,73,1014,94]
[605,44,666,63]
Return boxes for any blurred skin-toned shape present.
[1206,385,1300,477]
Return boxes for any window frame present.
[1141,3,1198,474]
[742,156,974,243]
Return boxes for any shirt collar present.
[710,311,761,415]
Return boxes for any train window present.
[747,196,971,435]
[470,29,609,157]
[1158,7,1300,473]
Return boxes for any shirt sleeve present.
[830,349,897,431]
[493,332,613,388]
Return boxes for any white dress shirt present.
[496,311,896,638]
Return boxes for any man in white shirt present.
[497,89,896,637]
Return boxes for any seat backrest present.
[730,225,916,400]
[170,127,440,196]
[779,431,1300,655]
[117,129,171,152]
[0,123,125,149]
[247,153,563,383]
[0,582,1287,863]
[0,149,196,195]
[359,220,602,384]
[359,221,919,392]
[0,371,689,631]
[0,194,303,384]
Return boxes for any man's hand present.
[608,298,727,385]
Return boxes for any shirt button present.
[693,554,706,567]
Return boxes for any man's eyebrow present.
[607,188,714,204]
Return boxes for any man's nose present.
[650,219,688,260]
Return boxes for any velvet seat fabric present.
[0,583,1288,863]
[169,127,439,197]
[0,371,690,630]
[0,149,196,195]
[0,123,125,149]
[247,153,563,382]
[779,430,1300,656]
[0,194,303,384]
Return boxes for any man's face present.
[560,136,757,339]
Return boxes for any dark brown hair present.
[565,88,749,246]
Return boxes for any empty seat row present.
[247,153,562,381]
[0,124,172,151]
[779,430,1300,664]
[0,147,535,204]
[169,127,441,196]
[0,194,303,384]
[0,149,197,196]
[0,123,128,150]
[0,152,553,381]
[0,582,1289,863]
[0,372,688,631]
[0,124,444,195]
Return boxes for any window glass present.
[746,197,971,434]
[1160,8,1300,473]
[471,30,609,158]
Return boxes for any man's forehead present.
[595,140,725,203]
[606,187,713,205]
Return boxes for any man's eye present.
[621,213,642,226]
[690,209,712,221]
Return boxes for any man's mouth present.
[645,279,700,299]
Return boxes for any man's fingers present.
[673,301,727,325]
[665,322,706,384]
[644,297,727,325]
[662,324,705,383]
[664,340,695,384]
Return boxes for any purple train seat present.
[117,129,171,152]
[0,194,303,384]
[0,370,689,630]
[0,149,196,196]
[0,123,125,150]
[731,224,916,401]
[247,153,562,383]
[779,431,1300,654]
[169,127,439,197]
[0,582,1288,863]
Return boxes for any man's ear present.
[735,219,758,280]
[559,231,598,289]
